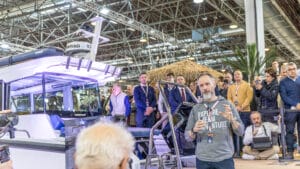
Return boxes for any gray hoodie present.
[185,96,244,162]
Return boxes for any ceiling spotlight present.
[128,19,134,24]
[149,29,155,34]
[91,22,96,26]
[194,0,204,3]
[229,24,238,29]
[140,36,147,43]
[100,7,109,15]
[109,20,118,24]
[188,57,195,61]
[127,28,135,32]
[264,48,270,52]
[1,43,10,49]
[140,38,147,43]
[202,16,208,21]
[77,7,87,12]
[140,32,148,43]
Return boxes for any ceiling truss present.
[0,0,299,80]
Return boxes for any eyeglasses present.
[288,68,296,71]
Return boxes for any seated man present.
[242,111,280,160]
[75,123,135,169]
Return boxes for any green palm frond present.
[223,43,277,82]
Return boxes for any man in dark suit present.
[166,75,196,153]
[279,62,300,159]
[133,72,157,128]
[169,75,195,114]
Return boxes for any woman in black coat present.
[255,67,279,123]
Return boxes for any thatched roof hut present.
[147,60,223,83]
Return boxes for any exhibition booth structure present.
[0,47,122,169]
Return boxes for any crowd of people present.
[74,61,299,169]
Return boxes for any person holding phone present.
[255,67,279,123]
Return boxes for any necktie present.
[181,88,186,101]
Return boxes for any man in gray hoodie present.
[185,72,244,169]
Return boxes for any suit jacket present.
[169,86,195,113]
[158,85,174,113]
[133,85,157,113]
[279,76,300,109]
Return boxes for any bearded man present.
[185,72,244,169]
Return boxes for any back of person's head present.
[166,72,174,77]
[75,123,135,169]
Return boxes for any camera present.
[0,145,10,163]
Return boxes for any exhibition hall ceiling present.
[0,0,299,79]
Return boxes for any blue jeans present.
[284,111,300,152]
[196,157,235,169]
[239,112,251,128]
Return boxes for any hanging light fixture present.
[140,32,147,43]
[100,7,109,15]
[194,0,204,4]
[194,0,204,3]
[229,24,238,29]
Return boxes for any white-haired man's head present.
[75,123,135,169]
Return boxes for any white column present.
[244,0,265,73]
[255,0,265,72]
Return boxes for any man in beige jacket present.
[227,70,253,156]
[227,70,253,127]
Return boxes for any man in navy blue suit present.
[169,75,195,114]
[279,62,300,159]
[133,72,157,128]
[165,75,196,152]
